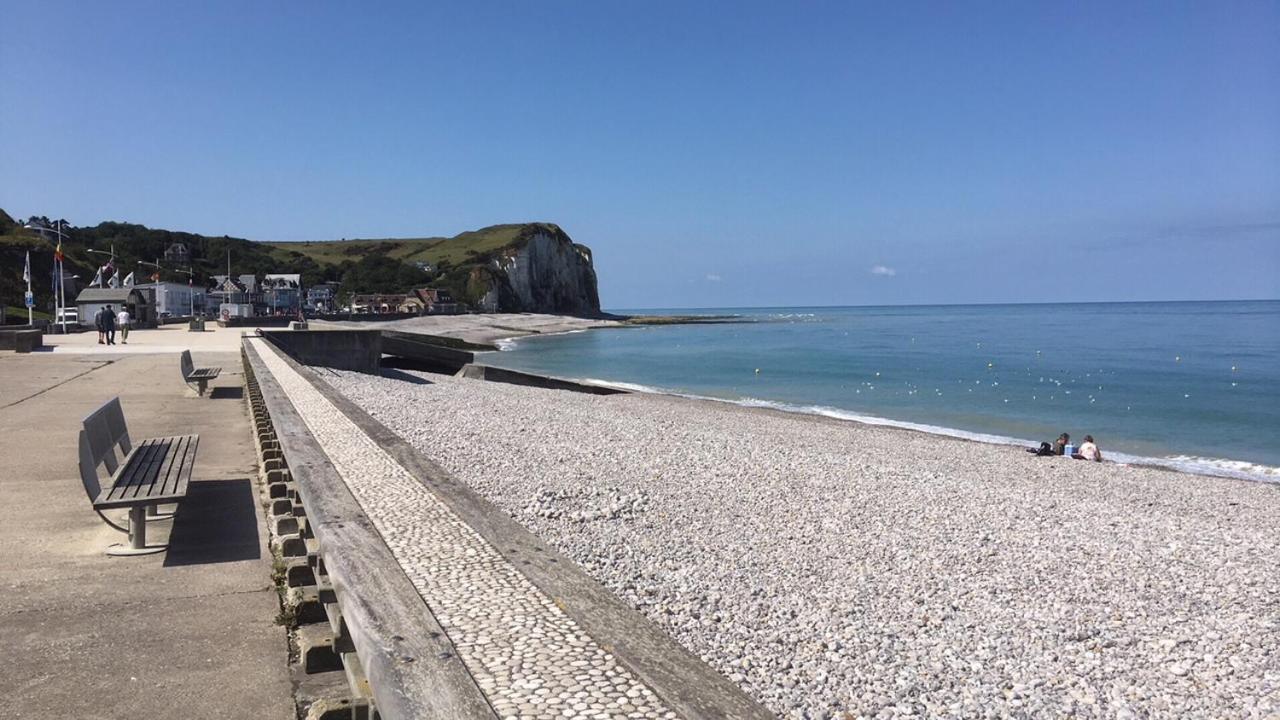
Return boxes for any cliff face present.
[475,224,601,316]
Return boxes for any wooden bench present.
[78,397,199,556]
[180,349,222,396]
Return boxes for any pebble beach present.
[326,368,1279,719]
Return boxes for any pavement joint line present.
[0,359,115,409]
[249,338,680,720]
[0,586,279,617]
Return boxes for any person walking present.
[94,305,107,344]
[116,306,131,344]
[102,304,117,346]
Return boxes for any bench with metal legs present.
[180,349,222,397]
[79,398,198,556]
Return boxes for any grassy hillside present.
[266,223,541,268]
[2,210,575,315]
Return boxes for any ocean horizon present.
[486,299,1280,483]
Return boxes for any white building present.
[133,281,206,317]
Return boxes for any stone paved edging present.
[250,339,678,720]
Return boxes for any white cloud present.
[705,273,722,282]
[870,265,896,277]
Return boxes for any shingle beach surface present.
[327,367,1280,719]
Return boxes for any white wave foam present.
[576,378,1280,485]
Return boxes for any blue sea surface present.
[484,301,1280,483]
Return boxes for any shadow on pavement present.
[164,478,261,566]
[209,386,244,399]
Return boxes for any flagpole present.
[24,251,33,325]
[56,221,66,334]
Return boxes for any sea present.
[483,300,1280,484]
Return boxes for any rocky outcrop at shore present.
[474,224,601,316]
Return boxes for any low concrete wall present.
[218,316,292,329]
[455,364,626,395]
[261,329,381,374]
[313,312,420,323]
[0,327,43,352]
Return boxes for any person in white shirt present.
[1077,435,1102,462]
[116,308,131,344]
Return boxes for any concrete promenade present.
[0,348,292,718]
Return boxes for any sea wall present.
[455,363,626,395]
[261,329,381,374]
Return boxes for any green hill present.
[1,211,593,317]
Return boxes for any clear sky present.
[2,1,1277,309]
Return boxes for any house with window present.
[306,281,341,313]
[132,281,206,317]
[74,288,155,328]
[350,293,421,314]
[262,274,302,315]
[414,287,461,314]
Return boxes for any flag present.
[91,267,104,288]
[122,272,135,287]
[108,272,119,289]
[23,251,31,285]
[151,271,160,283]
[53,238,63,263]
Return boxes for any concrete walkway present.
[0,351,292,719]
[39,322,252,354]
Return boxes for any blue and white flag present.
[23,251,31,285]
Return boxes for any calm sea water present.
[484,301,1280,483]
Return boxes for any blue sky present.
[2,1,1277,308]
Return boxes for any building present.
[414,287,461,314]
[262,274,302,315]
[209,274,261,319]
[350,293,418,314]
[305,281,341,313]
[209,274,261,306]
[74,288,155,328]
[133,281,206,317]
[163,242,191,266]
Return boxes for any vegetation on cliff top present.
[0,210,576,313]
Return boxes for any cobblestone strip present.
[251,340,678,720]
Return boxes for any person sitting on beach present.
[1027,432,1070,456]
[1075,435,1103,462]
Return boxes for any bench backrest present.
[180,349,194,381]
[79,397,132,502]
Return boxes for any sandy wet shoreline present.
[327,366,1279,719]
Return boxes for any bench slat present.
[170,435,198,498]
[144,437,185,501]
[106,438,167,503]
[94,435,199,509]
[189,368,221,379]
[157,435,195,497]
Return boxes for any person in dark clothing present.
[1053,433,1070,456]
[102,304,117,345]
[94,306,107,344]
[1028,433,1071,456]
